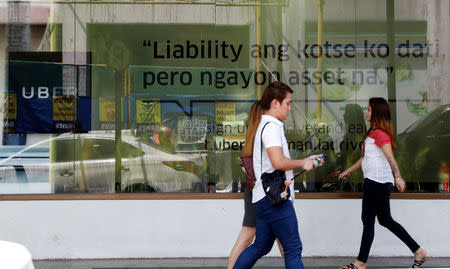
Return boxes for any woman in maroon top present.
[338,98,430,269]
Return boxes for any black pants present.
[357,178,420,263]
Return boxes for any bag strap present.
[260,122,270,178]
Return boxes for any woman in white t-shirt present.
[227,101,285,269]
[233,82,323,269]
[338,97,430,269]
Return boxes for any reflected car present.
[0,132,206,194]
[0,144,50,194]
[396,104,450,192]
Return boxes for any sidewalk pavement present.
[34,257,450,269]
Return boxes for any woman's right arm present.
[267,146,322,172]
[339,157,363,180]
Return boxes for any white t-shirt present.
[252,115,294,203]
[362,129,395,184]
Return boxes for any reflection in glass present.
[0,1,449,194]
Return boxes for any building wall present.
[54,2,255,55]
[1,1,449,260]
[1,199,449,259]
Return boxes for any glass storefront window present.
[0,0,449,195]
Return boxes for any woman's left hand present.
[395,177,406,192]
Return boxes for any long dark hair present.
[243,100,263,157]
[364,97,396,150]
[243,82,293,156]
[260,82,293,111]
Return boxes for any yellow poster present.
[216,102,235,122]
[99,97,124,122]
[53,96,77,121]
[5,93,17,119]
[136,99,161,124]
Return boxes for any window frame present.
[1,192,449,200]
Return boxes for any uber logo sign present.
[21,87,78,99]
[8,53,92,134]
[22,87,50,99]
